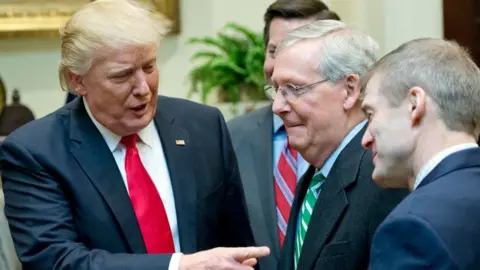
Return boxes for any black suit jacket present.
[0,96,254,270]
[369,147,480,269]
[279,125,408,270]
[227,106,279,270]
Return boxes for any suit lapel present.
[248,107,280,255]
[68,98,146,253]
[418,147,480,189]
[297,127,367,269]
[153,106,198,253]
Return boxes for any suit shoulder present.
[158,96,220,119]
[3,106,70,147]
[227,105,271,132]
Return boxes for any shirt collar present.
[273,114,284,134]
[83,97,155,152]
[318,120,368,177]
[414,143,478,190]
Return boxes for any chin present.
[371,172,391,188]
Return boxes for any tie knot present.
[121,133,138,149]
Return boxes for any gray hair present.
[58,0,171,92]
[275,19,379,83]
[366,38,480,137]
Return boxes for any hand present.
[178,246,270,270]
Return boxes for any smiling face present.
[70,44,159,136]
[361,74,415,188]
[271,40,359,166]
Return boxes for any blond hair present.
[58,0,171,91]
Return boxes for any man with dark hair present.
[227,1,340,269]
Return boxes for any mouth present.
[372,152,378,164]
[131,104,147,113]
[284,123,301,129]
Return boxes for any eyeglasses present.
[264,78,329,101]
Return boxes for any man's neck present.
[410,129,477,187]
[309,116,366,169]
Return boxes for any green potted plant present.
[187,22,267,111]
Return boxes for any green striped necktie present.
[294,172,326,269]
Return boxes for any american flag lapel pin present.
[175,140,185,146]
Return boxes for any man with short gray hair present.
[362,38,480,269]
[0,1,269,269]
[269,20,407,270]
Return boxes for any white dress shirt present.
[414,143,478,190]
[84,99,182,269]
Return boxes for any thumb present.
[229,246,270,261]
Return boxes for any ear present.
[67,70,87,96]
[407,86,427,127]
[343,74,361,110]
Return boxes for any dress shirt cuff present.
[168,253,183,270]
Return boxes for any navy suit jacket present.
[0,96,254,270]
[369,148,480,270]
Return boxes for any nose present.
[272,90,289,116]
[133,71,150,96]
[361,126,374,149]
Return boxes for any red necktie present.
[121,134,175,253]
[274,141,298,246]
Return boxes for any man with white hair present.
[0,1,269,269]
[268,20,407,270]
[362,38,480,269]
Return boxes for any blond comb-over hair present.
[58,0,171,91]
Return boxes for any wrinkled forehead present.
[272,41,322,84]
[94,44,157,66]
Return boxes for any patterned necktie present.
[294,172,326,268]
[274,141,298,246]
[121,134,175,253]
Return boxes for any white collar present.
[83,97,155,152]
[414,143,478,190]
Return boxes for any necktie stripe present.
[274,169,294,203]
[294,173,326,268]
[276,207,288,234]
[277,154,297,192]
[274,180,293,223]
[283,149,298,169]
[274,141,298,246]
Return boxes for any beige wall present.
[0,0,443,119]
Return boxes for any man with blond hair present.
[268,20,407,270]
[0,1,269,269]
[362,38,480,269]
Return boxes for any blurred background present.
[0,0,477,133]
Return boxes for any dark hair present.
[263,0,341,47]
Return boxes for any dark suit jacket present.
[369,148,480,270]
[0,96,254,270]
[279,125,408,270]
[227,106,279,270]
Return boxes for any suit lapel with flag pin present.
[175,140,185,146]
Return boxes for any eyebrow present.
[108,66,132,75]
[108,58,157,75]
